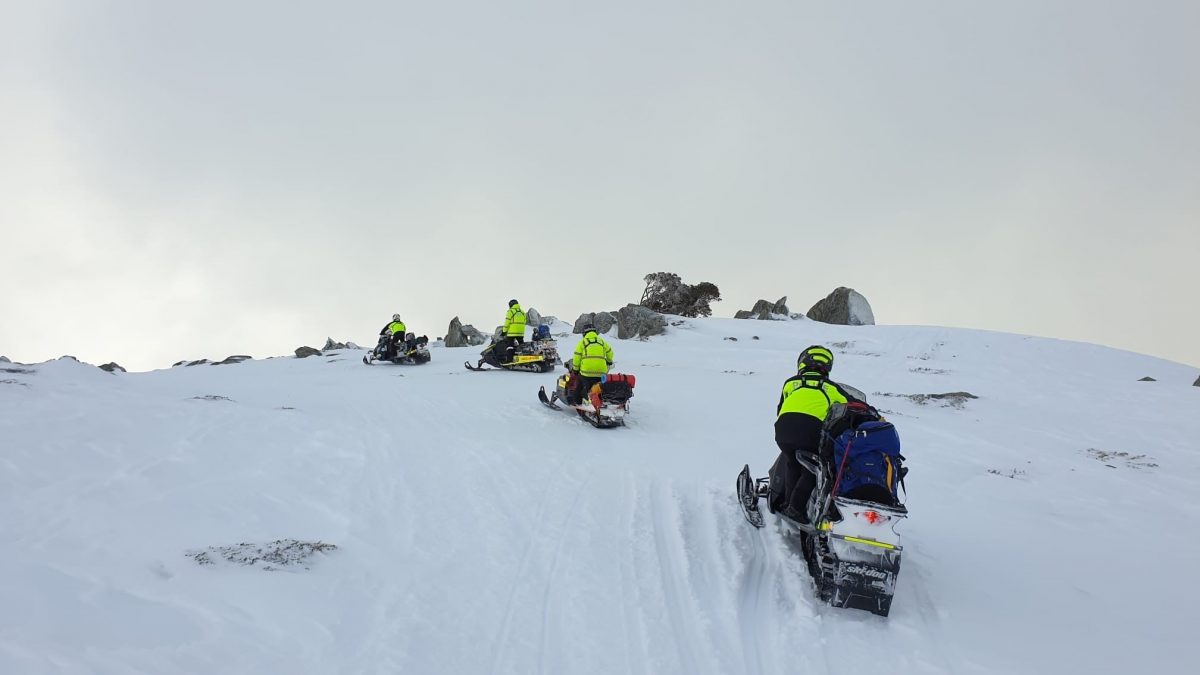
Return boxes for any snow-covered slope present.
[2,319,1198,674]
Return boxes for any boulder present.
[213,355,252,366]
[734,296,790,320]
[807,287,876,326]
[1194,375,1200,387]
[616,304,667,340]
[445,317,488,347]
[526,307,542,328]
[99,362,126,373]
[294,346,321,358]
[573,311,617,335]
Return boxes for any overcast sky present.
[2,0,1197,372]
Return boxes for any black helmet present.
[582,323,596,334]
[508,299,519,307]
[797,345,834,375]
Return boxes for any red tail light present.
[856,510,889,524]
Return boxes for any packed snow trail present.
[2,318,1198,674]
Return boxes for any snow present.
[2,318,1198,674]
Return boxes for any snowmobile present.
[364,333,432,365]
[464,326,559,373]
[538,367,635,428]
[737,400,908,617]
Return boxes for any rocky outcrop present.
[213,355,252,366]
[294,346,321,358]
[807,287,875,326]
[526,308,542,328]
[322,338,361,351]
[1138,376,1157,382]
[99,362,126,373]
[444,317,488,347]
[734,296,790,320]
[573,311,617,335]
[172,359,211,367]
[616,304,668,340]
[0,356,9,363]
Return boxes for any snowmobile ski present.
[538,386,562,409]
[737,464,766,528]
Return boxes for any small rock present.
[752,336,760,340]
[724,336,738,341]
[99,362,126,373]
[294,346,321,358]
[213,355,252,366]
[1194,375,1200,387]
[1138,376,1156,382]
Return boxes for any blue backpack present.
[533,324,551,340]
[830,420,906,505]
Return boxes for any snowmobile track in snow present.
[649,485,707,674]
[735,500,770,675]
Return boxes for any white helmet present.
[392,313,402,322]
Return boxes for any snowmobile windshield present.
[839,383,867,402]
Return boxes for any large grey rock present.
[734,296,790,320]
[323,337,347,351]
[807,287,876,326]
[445,317,488,347]
[294,346,321,358]
[616,304,668,340]
[99,362,126,373]
[526,307,542,328]
[573,312,617,335]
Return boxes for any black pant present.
[769,414,823,522]
[497,336,524,363]
[568,374,601,405]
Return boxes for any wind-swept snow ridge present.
[1,319,1197,674]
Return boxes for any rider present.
[378,314,407,360]
[568,324,614,405]
[497,299,527,363]
[767,345,860,522]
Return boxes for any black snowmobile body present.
[364,333,432,366]
[736,404,908,617]
[465,337,558,373]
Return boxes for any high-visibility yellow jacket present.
[504,305,526,337]
[572,330,614,377]
[777,373,850,419]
